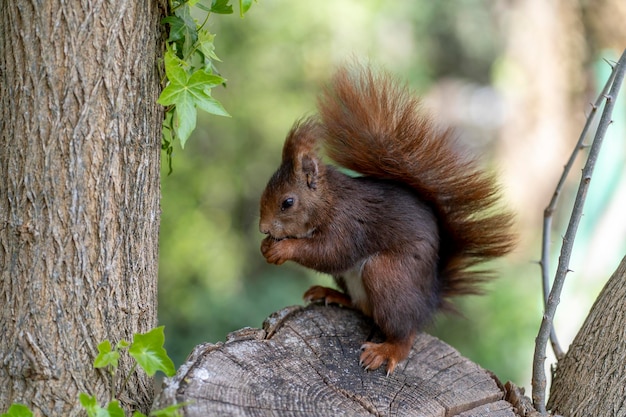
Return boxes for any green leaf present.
[79,394,101,417]
[105,401,124,417]
[162,50,189,88]
[129,326,176,377]
[132,412,148,417]
[1,404,33,417]
[194,94,229,118]
[158,56,229,147]
[150,402,186,417]
[239,0,253,17]
[93,340,120,370]
[174,100,198,148]
[116,339,131,350]
[211,0,234,14]
[197,29,220,62]
[194,3,212,12]
[79,395,125,417]
[161,10,197,61]
[161,15,186,42]
[187,70,229,115]
[174,4,198,57]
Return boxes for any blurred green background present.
[158,0,626,392]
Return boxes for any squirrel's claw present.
[359,341,410,375]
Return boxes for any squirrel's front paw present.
[261,236,291,265]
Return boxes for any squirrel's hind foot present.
[360,336,415,375]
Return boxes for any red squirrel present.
[259,65,516,374]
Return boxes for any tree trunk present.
[0,1,166,415]
[548,255,626,416]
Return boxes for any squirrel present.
[259,65,516,375]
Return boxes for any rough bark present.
[548,255,626,416]
[0,0,166,415]
[156,305,519,417]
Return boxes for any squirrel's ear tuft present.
[282,117,321,162]
[282,117,323,189]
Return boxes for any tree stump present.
[155,304,519,416]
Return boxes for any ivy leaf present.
[1,404,33,417]
[239,0,253,17]
[158,51,229,147]
[161,15,186,43]
[105,401,124,417]
[116,339,130,350]
[197,29,220,62]
[93,340,120,370]
[162,50,188,88]
[79,395,125,417]
[79,394,103,417]
[150,403,186,417]
[189,71,229,115]
[172,4,198,58]
[129,326,176,377]
[173,101,197,149]
[211,0,234,14]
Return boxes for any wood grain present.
[156,305,518,417]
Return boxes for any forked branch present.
[532,49,626,414]
[539,60,618,361]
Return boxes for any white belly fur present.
[342,259,370,314]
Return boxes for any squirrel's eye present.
[281,198,294,211]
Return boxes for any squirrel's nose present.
[259,222,269,235]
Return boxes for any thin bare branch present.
[532,49,626,414]
[539,61,617,361]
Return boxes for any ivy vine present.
[2,327,180,417]
[159,0,255,173]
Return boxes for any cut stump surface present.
[156,304,518,417]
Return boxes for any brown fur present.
[259,65,516,374]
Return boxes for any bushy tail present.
[316,65,516,299]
